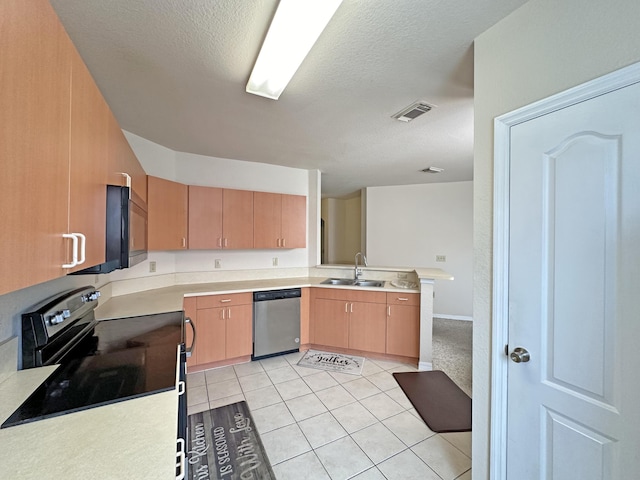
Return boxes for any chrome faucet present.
[354,252,367,280]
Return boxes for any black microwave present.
[74,185,148,274]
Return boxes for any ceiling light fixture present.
[246,0,343,100]
[421,166,444,174]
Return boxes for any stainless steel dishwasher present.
[253,288,301,360]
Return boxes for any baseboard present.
[434,314,473,322]
[418,361,433,371]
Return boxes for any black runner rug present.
[187,401,275,480]
[393,370,472,433]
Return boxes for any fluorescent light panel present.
[246,0,343,100]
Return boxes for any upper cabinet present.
[106,111,147,205]
[0,0,117,293]
[1,0,71,294]
[188,186,253,250]
[254,192,306,249]
[68,49,108,273]
[148,176,188,250]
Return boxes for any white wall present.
[365,182,473,318]
[111,132,319,279]
[473,0,640,477]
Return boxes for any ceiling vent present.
[392,101,435,122]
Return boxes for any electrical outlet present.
[215,259,221,269]
[272,257,278,267]
[149,261,156,273]
[397,272,408,279]
[436,255,446,262]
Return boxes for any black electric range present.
[1,286,186,429]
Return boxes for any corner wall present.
[474,0,640,477]
[365,182,473,318]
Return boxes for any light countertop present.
[95,275,425,320]
[0,364,179,479]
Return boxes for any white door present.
[506,80,640,478]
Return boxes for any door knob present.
[510,347,530,363]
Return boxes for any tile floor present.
[187,351,472,480]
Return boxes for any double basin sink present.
[321,278,385,288]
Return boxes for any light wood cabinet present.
[148,176,188,250]
[188,186,223,249]
[187,293,253,369]
[106,110,147,205]
[254,192,306,249]
[188,186,253,249]
[1,0,72,295]
[222,189,254,249]
[68,49,108,272]
[386,293,420,357]
[312,288,387,352]
[0,0,121,292]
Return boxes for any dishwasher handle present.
[185,317,196,358]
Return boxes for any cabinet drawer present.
[196,292,253,309]
[386,292,420,306]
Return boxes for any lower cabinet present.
[183,293,253,369]
[312,288,420,359]
[312,289,387,353]
[386,293,420,358]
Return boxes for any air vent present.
[392,101,435,122]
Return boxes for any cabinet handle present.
[217,237,222,248]
[388,306,391,317]
[221,309,225,320]
[181,237,186,248]
[345,303,348,313]
[277,238,281,247]
[282,238,286,247]
[185,317,196,357]
[350,303,353,313]
[118,172,132,189]
[227,308,231,319]
[73,232,86,265]
[220,299,231,303]
[62,233,79,268]
[397,297,409,301]
[224,238,228,247]
[176,438,186,480]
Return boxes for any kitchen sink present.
[353,280,384,287]
[320,278,384,288]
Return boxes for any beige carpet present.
[432,318,472,397]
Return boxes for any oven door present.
[176,343,188,480]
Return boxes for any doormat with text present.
[187,401,275,480]
[297,349,364,375]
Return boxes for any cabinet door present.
[0,0,72,295]
[188,186,223,249]
[183,297,198,368]
[281,194,306,248]
[386,304,420,357]
[106,110,127,187]
[253,191,281,249]
[349,302,387,354]
[222,189,253,249]
[314,299,349,348]
[148,176,188,250]
[68,49,108,272]
[225,304,253,358]
[197,308,226,364]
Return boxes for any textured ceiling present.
[50,0,526,197]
